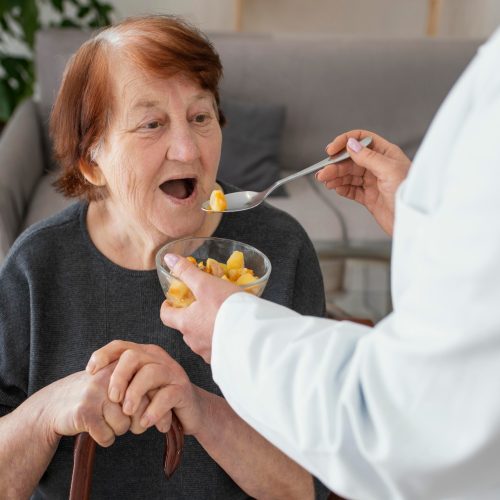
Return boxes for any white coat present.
[211,28,500,500]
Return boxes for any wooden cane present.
[69,414,183,500]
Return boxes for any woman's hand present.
[87,341,204,435]
[317,130,411,235]
[40,364,131,447]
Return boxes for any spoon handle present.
[264,136,372,197]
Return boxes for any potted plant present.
[0,0,114,132]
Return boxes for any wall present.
[107,0,500,38]
[110,0,237,31]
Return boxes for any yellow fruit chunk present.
[209,189,227,212]
[205,258,226,278]
[186,256,197,265]
[236,273,258,286]
[167,279,195,308]
[227,267,253,282]
[236,272,259,295]
[226,250,244,270]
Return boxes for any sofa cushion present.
[218,97,286,196]
[267,170,390,253]
[21,172,72,232]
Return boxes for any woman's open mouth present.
[160,178,197,201]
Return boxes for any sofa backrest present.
[35,29,482,171]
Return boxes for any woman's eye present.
[193,114,210,124]
[143,121,161,130]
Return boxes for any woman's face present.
[93,58,222,245]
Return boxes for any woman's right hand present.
[39,363,132,447]
[317,130,411,235]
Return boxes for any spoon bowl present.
[203,136,372,213]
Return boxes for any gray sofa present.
[0,29,481,310]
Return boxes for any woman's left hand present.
[86,341,204,435]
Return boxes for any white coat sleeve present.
[211,30,500,500]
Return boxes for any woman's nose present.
[166,124,200,163]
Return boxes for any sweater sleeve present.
[0,251,31,417]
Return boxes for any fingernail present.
[140,414,151,428]
[347,137,362,153]
[109,387,120,403]
[86,359,96,374]
[123,400,133,414]
[164,253,179,270]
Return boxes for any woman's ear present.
[79,158,106,187]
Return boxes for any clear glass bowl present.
[156,236,272,307]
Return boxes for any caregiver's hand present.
[39,363,131,447]
[87,340,206,435]
[160,254,241,363]
[317,130,411,235]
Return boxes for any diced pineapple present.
[226,250,244,270]
[236,272,259,295]
[227,268,242,282]
[167,279,195,308]
[236,273,258,286]
[205,258,226,278]
[209,189,227,212]
[168,279,191,299]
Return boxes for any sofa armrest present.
[0,98,45,262]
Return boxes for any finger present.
[122,364,176,416]
[107,348,155,404]
[333,185,361,201]
[155,412,173,434]
[316,160,366,183]
[140,386,180,429]
[325,129,369,155]
[86,414,116,448]
[102,400,131,436]
[87,340,139,375]
[344,136,394,178]
[325,129,390,157]
[160,299,188,331]
[130,395,151,435]
[164,254,222,297]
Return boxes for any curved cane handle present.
[69,414,184,500]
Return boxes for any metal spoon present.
[202,136,372,213]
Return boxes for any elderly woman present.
[0,15,328,500]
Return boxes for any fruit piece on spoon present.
[208,189,227,212]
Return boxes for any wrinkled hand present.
[317,130,411,235]
[87,340,204,435]
[159,254,241,363]
[40,363,131,447]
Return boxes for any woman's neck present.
[85,200,222,271]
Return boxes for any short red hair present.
[51,15,225,201]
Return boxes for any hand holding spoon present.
[202,136,372,213]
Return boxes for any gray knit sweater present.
[0,199,327,499]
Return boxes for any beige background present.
[108,0,500,38]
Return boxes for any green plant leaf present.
[77,5,90,18]
[0,0,115,122]
[50,0,65,13]
[60,18,79,27]
[16,0,39,48]
[0,80,14,123]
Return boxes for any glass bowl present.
[156,236,272,307]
